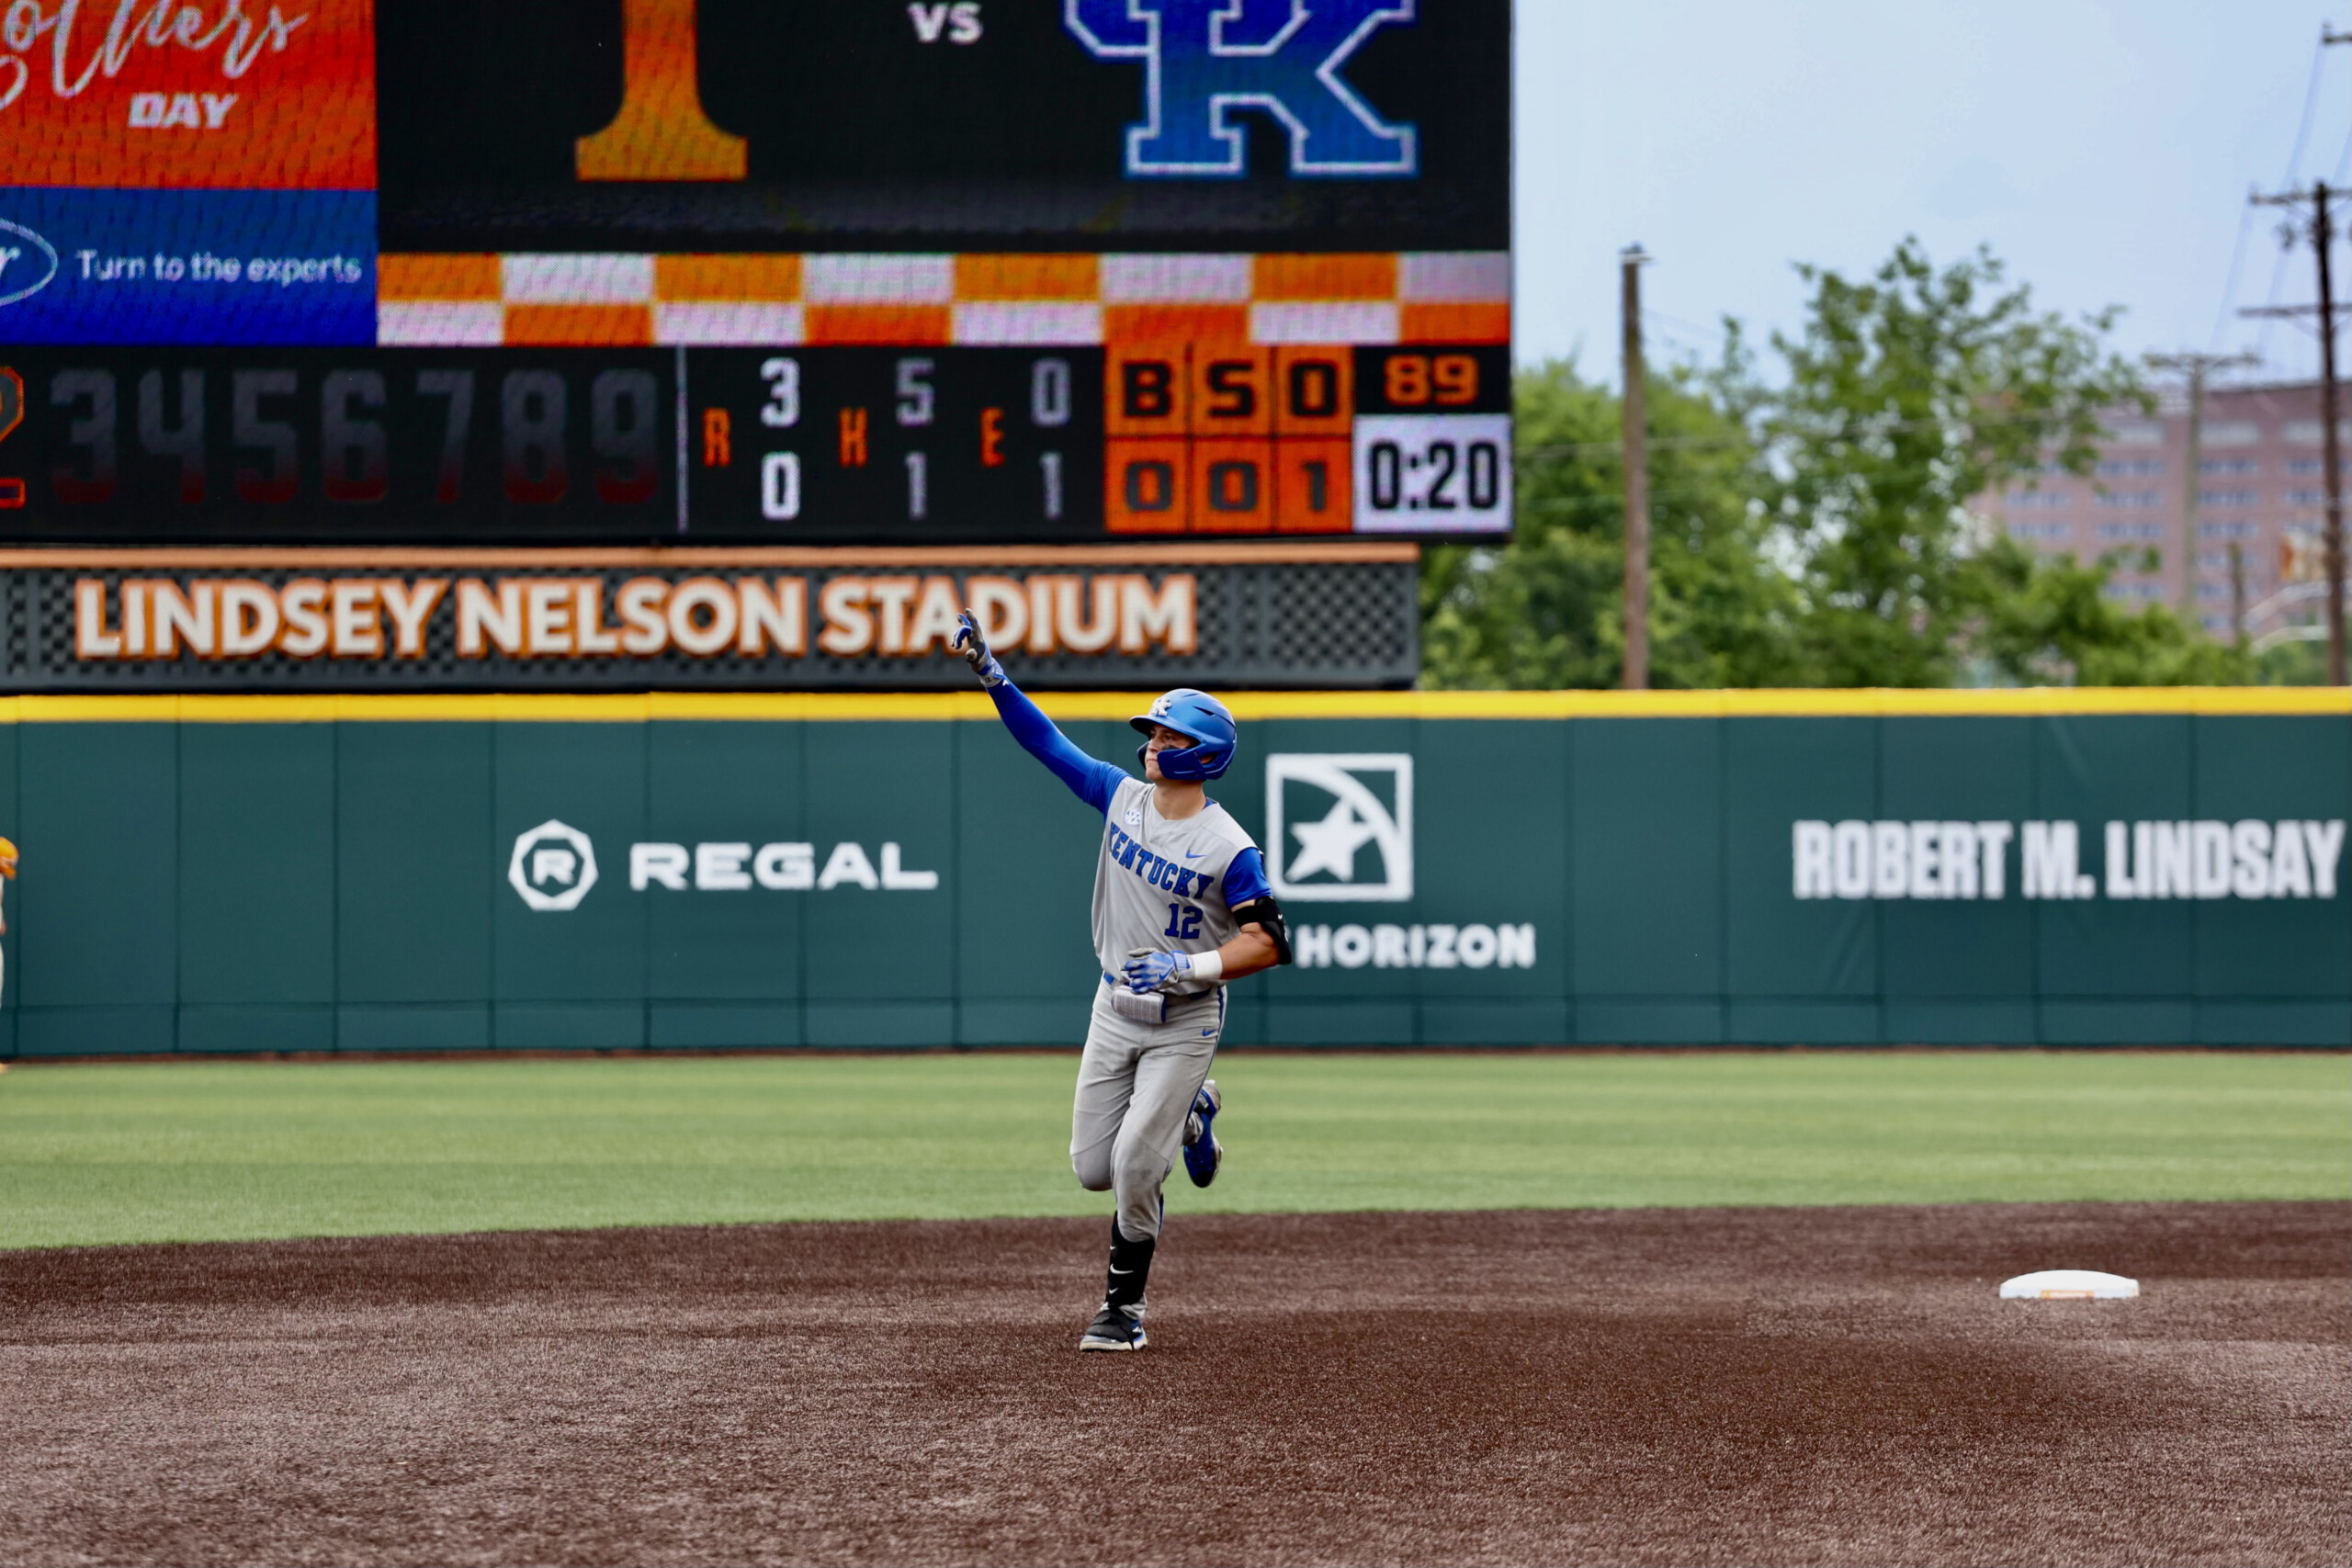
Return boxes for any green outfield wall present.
[0,690,2344,1056]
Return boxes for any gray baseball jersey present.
[1092,776,1266,997]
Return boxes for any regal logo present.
[505,819,943,911]
[509,820,600,911]
[1065,0,1419,177]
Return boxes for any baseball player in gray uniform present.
[955,610,1292,1351]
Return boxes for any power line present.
[2239,302,2338,325]
[2253,235,2295,361]
[1640,305,1724,343]
[1513,403,2177,464]
[2280,37,2329,186]
[2209,198,2259,352]
[2213,28,2341,364]
[1634,322,1717,363]
[1520,489,1766,516]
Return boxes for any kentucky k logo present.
[1267,754,1414,901]
[1065,0,1419,177]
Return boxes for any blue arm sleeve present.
[989,680,1127,816]
[1225,847,1272,907]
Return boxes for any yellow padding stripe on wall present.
[0,688,2342,723]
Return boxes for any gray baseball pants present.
[1070,979,1225,1242]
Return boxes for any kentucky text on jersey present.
[978,672,1267,991]
[1105,824,1219,901]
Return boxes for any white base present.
[2000,1269,2139,1300]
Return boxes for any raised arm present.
[956,610,1126,815]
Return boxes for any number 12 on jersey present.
[1351,413,1513,535]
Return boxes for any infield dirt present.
[0,1201,2343,1567]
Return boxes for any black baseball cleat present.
[1079,1303,1148,1351]
[1182,1078,1222,1188]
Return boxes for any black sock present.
[1104,1215,1155,1314]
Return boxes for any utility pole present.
[1620,245,1651,691]
[2230,542,2247,647]
[2319,189,2342,684]
[2247,181,2348,684]
[2149,351,2258,620]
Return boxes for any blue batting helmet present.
[1130,689,1238,782]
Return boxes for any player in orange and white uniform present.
[0,837,17,1010]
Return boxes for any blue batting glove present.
[1123,949,1191,994]
[954,609,1005,688]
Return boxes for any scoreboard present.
[0,0,1512,546]
[0,343,1506,541]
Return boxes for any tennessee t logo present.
[577,0,747,181]
[1064,0,1418,177]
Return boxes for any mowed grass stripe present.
[0,1052,2344,1249]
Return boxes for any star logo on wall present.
[1286,798,1383,883]
[1265,754,1413,902]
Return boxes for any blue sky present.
[1512,0,2346,389]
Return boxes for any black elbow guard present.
[1236,897,1293,965]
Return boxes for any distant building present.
[1986,379,2338,640]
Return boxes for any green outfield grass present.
[0,1051,2345,1249]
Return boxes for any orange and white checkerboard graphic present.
[376,253,1510,347]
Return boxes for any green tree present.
[1421,355,1808,689]
[1973,542,2252,685]
[1761,238,2152,685]
[2254,637,2333,684]
[1427,238,2258,690]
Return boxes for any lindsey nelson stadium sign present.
[0,545,1419,690]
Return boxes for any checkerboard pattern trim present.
[377,253,1511,347]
